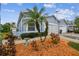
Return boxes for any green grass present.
[68,41,79,51]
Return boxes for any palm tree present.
[26,6,47,41]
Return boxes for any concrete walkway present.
[2,40,26,45]
[60,35,79,43]
[62,33,79,40]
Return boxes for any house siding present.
[47,16,59,34]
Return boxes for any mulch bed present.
[15,38,79,56]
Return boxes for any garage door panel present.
[48,24,58,34]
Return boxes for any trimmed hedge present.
[20,32,46,39]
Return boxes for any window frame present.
[28,22,35,31]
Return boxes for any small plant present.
[0,34,16,56]
[50,33,60,45]
[31,40,39,51]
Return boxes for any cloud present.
[54,8,75,20]
[44,3,56,8]
[2,9,15,13]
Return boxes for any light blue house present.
[13,10,67,36]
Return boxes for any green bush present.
[20,32,45,39]
[52,38,60,44]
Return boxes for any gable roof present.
[17,10,29,26]
[59,19,67,25]
[46,15,59,22]
[17,10,59,26]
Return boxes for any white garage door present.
[48,23,59,34]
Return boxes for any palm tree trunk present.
[40,22,43,42]
[36,20,42,42]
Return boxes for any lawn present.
[68,41,79,51]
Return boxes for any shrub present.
[0,34,16,56]
[20,32,45,39]
[30,40,39,51]
[50,33,60,44]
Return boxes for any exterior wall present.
[47,16,59,34]
[40,22,45,32]
[47,16,58,24]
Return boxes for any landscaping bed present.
[15,38,79,56]
[1,33,79,56]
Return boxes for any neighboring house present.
[15,10,67,36]
[12,27,17,35]
[66,20,75,32]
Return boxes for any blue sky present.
[1,3,79,24]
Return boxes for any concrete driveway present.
[60,33,79,43]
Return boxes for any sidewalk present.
[60,35,79,43]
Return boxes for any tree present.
[2,23,11,33]
[43,20,48,42]
[0,24,3,32]
[1,23,16,34]
[26,6,48,41]
[10,22,16,29]
[45,20,48,37]
[75,17,79,27]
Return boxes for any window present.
[28,22,35,31]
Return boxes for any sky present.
[1,3,79,24]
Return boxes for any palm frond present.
[39,16,46,22]
[39,7,45,15]
[33,6,38,14]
